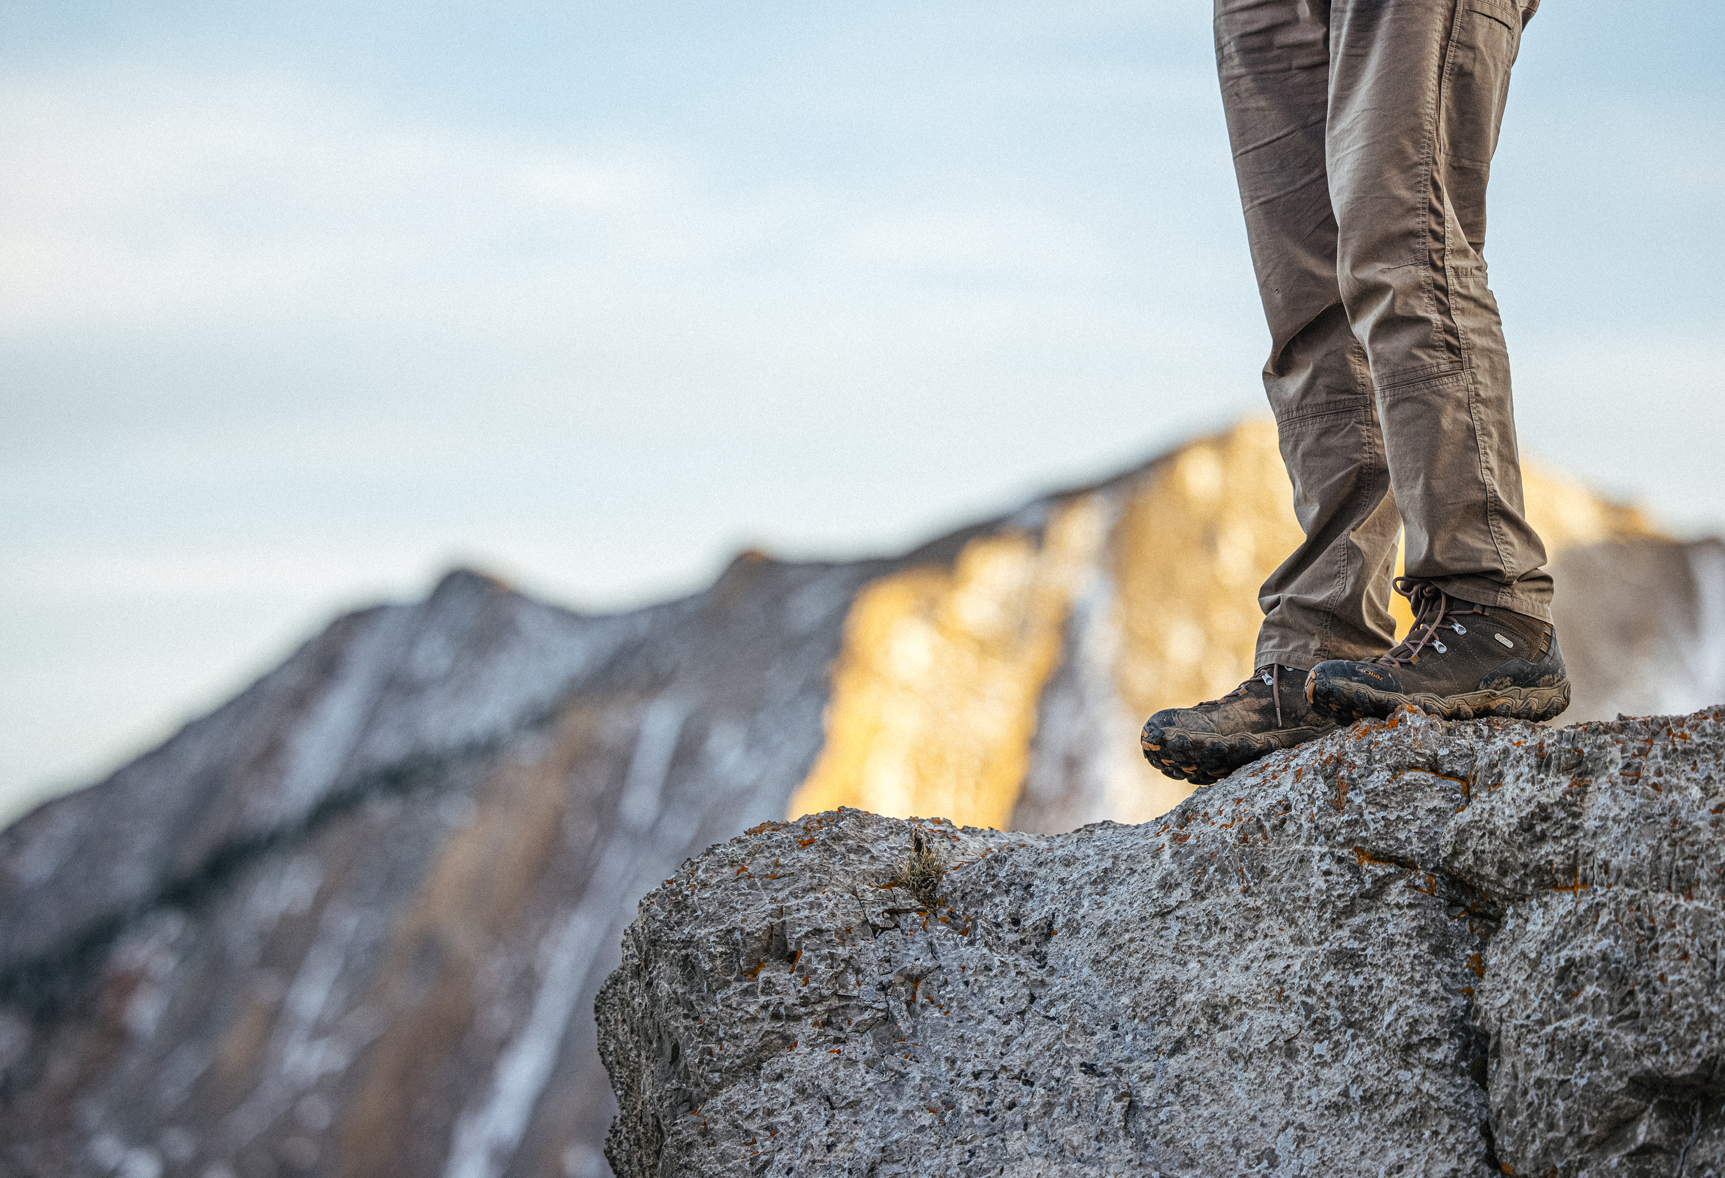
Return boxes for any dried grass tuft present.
[886,829,946,909]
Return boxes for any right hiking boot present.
[1305,579,1570,723]
[1140,664,1338,786]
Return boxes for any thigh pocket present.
[1467,0,1519,33]
[1445,0,1521,165]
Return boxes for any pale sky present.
[3,0,1722,823]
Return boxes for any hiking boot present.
[1141,664,1338,786]
[1305,578,1570,723]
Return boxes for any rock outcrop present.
[0,420,1719,1178]
[598,708,1725,1177]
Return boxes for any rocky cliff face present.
[0,421,1719,1178]
[598,707,1725,1177]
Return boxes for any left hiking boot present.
[1141,664,1338,786]
[1305,578,1570,723]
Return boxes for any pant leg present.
[1216,0,1403,668]
[1327,0,1554,620]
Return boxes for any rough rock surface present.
[599,707,1725,1177]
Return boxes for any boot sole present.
[1140,724,1336,787]
[1306,676,1570,724]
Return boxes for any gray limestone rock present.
[598,707,1725,1177]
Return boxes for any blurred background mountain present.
[2,421,1722,1178]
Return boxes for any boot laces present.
[1226,663,1286,728]
[1376,578,1476,667]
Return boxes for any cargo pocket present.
[1434,0,1523,281]
[1446,0,1521,166]
[1467,0,1520,34]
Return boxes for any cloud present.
[0,69,693,333]
[0,66,1179,348]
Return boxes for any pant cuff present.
[1253,644,1382,671]
[1424,574,1554,624]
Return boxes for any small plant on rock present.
[886,829,945,909]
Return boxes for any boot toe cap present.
[1311,659,1403,694]
[1143,707,1217,739]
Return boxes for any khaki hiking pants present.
[1217,0,1556,670]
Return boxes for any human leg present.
[1141,0,1394,785]
[1324,0,1552,618]
[1215,0,1403,671]
[1304,0,1567,722]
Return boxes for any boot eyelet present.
[1451,622,1467,635]
[1433,640,1448,654]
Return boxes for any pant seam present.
[1466,367,1515,583]
[1319,403,1381,663]
[1424,0,1469,362]
[1276,402,1371,429]
[1374,361,1469,393]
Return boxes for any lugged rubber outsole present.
[1140,723,1337,786]
[1306,675,1571,724]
